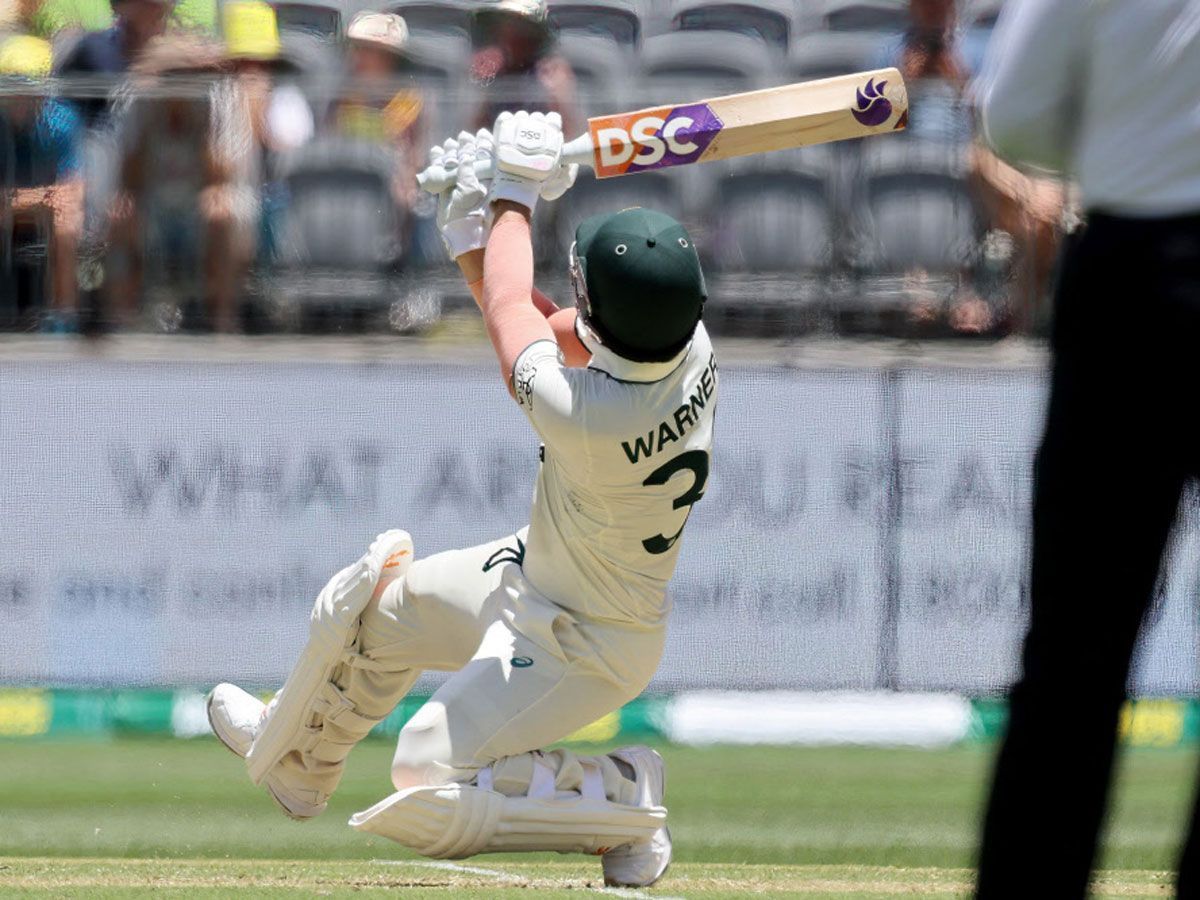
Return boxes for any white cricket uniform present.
[269,323,718,805]
[516,324,718,624]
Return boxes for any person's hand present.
[434,129,495,260]
[491,110,564,213]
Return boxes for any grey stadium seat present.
[847,137,981,273]
[385,0,474,40]
[788,30,891,79]
[821,0,908,33]
[637,31,771,106]
[269,0,345,38]
[665,0,800,56]
[710,146,838,274]
[832,137,986,332]
[548,0,647,51]
[269,138,405,310]
[712,172,835,270]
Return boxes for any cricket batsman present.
[206,110,715,887]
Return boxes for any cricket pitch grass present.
[0,738,1188,897]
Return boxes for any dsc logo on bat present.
[588,102,724,178]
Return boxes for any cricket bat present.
[416,67,908,191]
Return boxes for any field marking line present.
[373,858,686,899]
[399,860,523,879]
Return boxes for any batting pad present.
[348,783,666,858]
[246,529,413,785]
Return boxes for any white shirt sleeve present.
[972,0,1089,173]
[512,340,587,448]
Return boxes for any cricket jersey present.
[511,323,717,624]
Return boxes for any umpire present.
[973,0,1200,896]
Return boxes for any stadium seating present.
[548,0,647,50]
[266,137,406,324]
[665,0,800,56]
[820,0,908,33]
[638,31,771,105]
[698,146,837,333]
[385,0,474,40]
[839,136,984,328]
[269,0,345,38]
[788,30,889,78]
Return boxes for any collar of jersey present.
[576,317,690,384]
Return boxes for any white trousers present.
[272,530,665,806]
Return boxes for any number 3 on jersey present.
[641,450,710,554]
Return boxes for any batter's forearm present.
[483,203,556,389]
[460,249,557,317]
[457,249,486,304]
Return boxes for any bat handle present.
[416,134,595,193]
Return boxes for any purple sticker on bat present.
[590,102,725,177]
[851,78,893,127]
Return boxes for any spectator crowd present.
[0,0,1067,337]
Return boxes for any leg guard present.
[348,756,665,858]
[246,529,413,787]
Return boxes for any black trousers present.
[976,211,1200,898]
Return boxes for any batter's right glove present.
[491,110,577,213]
[432,128,494,261]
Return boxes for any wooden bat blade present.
[584,67,908,179]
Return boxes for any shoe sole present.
[206,689,315,823]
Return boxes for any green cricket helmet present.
[569,207,707,364]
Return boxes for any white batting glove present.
[435,129,495,260]
[540,157,579,202]
[491,110,563,213]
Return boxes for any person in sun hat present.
[333,10,425,221]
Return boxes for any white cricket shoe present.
[206,683,323,821]
[206,683,265,758]
[601,746,672,888]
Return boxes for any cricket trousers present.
[269,530,663,809]
[976,211,1200,898]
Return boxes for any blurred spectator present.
[876,0,974,142]
[875,0,1064,334]
[106,32,256,332]
[469,0,580,136]
[1,0,51,37]
[223,0,313,266]
[55,0,173,125]
[331,11,423,211]
[224,0,312,155]
[0,34,84,330]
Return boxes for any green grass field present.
[0,737,1189,897]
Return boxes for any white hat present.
[490,0,548,23]
[347,11,409,55]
